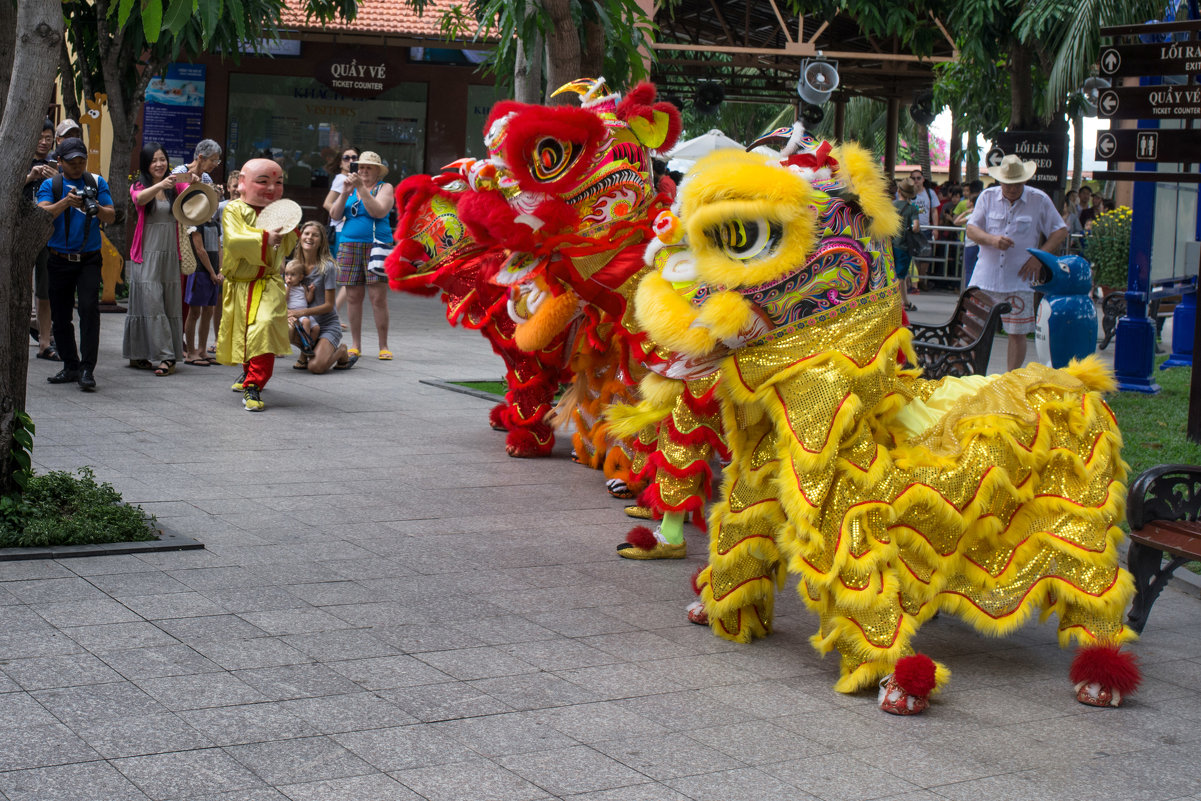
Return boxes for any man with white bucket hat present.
[965,153,1067,371]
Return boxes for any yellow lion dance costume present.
[634,128,1140,713]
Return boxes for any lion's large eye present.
[530,137,578,182]
[706,219,782,261]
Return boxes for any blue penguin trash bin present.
[1030,248,1098,369]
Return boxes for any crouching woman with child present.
[288,221,356,373]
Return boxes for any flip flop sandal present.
[334,353,359,370]
[347,348,360,357]
[293,358,310,370]
[153,361,176,376]
[36,347,61,361]
[378,350,393,360]
[184,358,212,366]
[129,359,153,369]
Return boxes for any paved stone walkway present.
[6,291,1199,801]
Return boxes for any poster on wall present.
[143,64,206,166]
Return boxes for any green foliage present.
[679,101,790,149]
[1084,206,1132,289]
[0,468,157,549]
[1106,360,1201,483]
[1,412,35,534]
[436,0,654,96]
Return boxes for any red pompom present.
[625,526,656,549]
[1070,644,1142,696]
[690,565,706,596]
[893,654,937,697]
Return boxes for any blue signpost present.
[1096,14,1201,392]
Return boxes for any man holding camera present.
[35,137,115,391]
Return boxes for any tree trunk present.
[513,1,543,104]
[1071,110,1083,191]
[59,39,81,123]
[949,115,962,184]
[914,123,931,182]
[966,129,979,182]
[1009,41,1036,129]
[580,19,604,81]
[0,0,62,494]
[542,0,579,104]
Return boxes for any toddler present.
[284,261,318,352]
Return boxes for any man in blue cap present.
[36,136,115,391]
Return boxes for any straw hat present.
[987,154,1037,185]
[255,198,303,233]
[898,178,917,199]
[354,151,389,178]
[172,182,221,226]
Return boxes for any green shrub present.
[1085,206,1132,289]
[0,467,157,548]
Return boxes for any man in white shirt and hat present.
[965,154,1067,372]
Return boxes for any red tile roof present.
[281,0,481,40]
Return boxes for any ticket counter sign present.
[1096,83,1201,120]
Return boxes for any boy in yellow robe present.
[216,159,298,411]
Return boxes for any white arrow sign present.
[1100,49,1120,74]
[1099,90,1119,115]
[987,148,1004,167]
[1096,132,1117,159]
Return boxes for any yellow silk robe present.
[215,200,298,365]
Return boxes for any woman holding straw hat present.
[329,151,395,361]
[123,143,197,376]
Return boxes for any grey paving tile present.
[499,638,620,671]
[0,604,69,632]
[278,629,399,663]
[392,757,551,801]
[190,638,312,671]
[686,719,831,765]
[166,566,266,591]
[202,587,311,614]
[433,711,579,758]
[592,732,745,780]
[324,654,453,690]
[414,646,540,681]
[284,581,378,606]
[0,560,74,581]
[277,772,422,801]
[156,614,271,643]
[0,722,99,768]
[334,724,479,771]
[232,664,362,701]
[764,752,921,801]
[667,766,821,801]
[278,692,417,734]
[65,621,180,652]
[98,644,222,680]
[0,760,151,801]
[5,577,109,605]
[135,672,267,711]
[116,591,227,620]
[175,788,291,801]
[62,555,161,577]
[541,701,672,743]
[85,571,193,596]
[562,785,695,801]
[498,745,650,797]
[112,748,267,800]
[33,681,170,726]
[237,608,353,636]
[380,680,513,723]
[225,736,375,785]
[181,703,320,746]
[0,652,124,691]
[73,711,214,759]
[0,690,66,730]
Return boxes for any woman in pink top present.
[123,143,196,375]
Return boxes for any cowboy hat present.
[987,154,1037,185]
[172,182,222,226]
[897,177,917,198]
[353,151,389,178]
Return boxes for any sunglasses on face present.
[342,155,357,161]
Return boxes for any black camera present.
[74,185,100,217]
[349,162,359,174]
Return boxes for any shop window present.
[226,74,427,189]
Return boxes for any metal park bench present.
[1125,463,1201,633]
[909,287,1011,379]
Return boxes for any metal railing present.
[908,225,1081,294]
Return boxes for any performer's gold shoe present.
[624,505,653,519]
[616,541,685,560]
